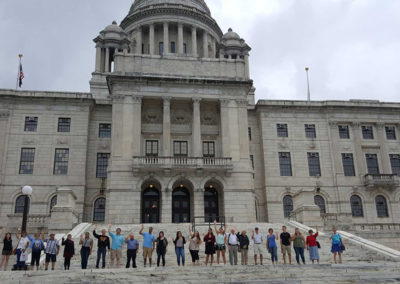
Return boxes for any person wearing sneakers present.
[108,224,125,268]
[252,227,263,265]
[139,224,155,267]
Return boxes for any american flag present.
[18,62,24,87]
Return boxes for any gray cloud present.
[1,0,399,102]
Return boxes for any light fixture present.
[149,184,154,188]
[22,185,33,196]
[209,185,214,189]
[180,184,183,188]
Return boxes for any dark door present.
[172,187,190,223]
[204,188,219,222]
[142,187,160,223]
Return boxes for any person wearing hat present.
[251,227,263,265]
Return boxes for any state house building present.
[0,0,399,231]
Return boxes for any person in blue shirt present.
[266,228,278,265]
[125,234,139,268]
[139,224,155,267]
[329,228,344,264]
[108,223,125,268]
[27,233,44,270]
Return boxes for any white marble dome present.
[129,0,211,15]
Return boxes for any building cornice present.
[256,100,400,110]
[0,89,93,101]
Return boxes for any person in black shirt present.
[280,226,292,264]
[1,229,13,271]
[93,225,110,269]
[237,230,250,265]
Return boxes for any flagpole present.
[16,54,23,90]
[305,67,311,101]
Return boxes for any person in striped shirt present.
[41,232,60,271]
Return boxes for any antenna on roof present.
[305,67,311,101]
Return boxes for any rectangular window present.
[159,42,164,55]
[145,140,159,157]
[96,153,110,178]
[142,43,145,54]
[305,124,316,138]
[338,125,350,139]
[279,152,292,176]
[203,142,215,157]
[58,118,71,133]
[19,148,35,174]
[342,153,355,177]
[248,127,252,141]
[390,154,400,175]
[174,141,188,157]
[277,124,288,138]
[99,123,111,138]
[54,148,69,175]
[250,155,254,169]
[307,152,321,176]
[24,117,38,132]
[386,126,397,140]
[366,154,379,175]
[183,43,187,54]
[362,125,374,139]
[170,42,176,53]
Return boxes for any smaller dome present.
[222,28,241,40]
[104,21,124,33]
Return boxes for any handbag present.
[340,239,346,251]
[317,241,321,249]
[13,239,21,255]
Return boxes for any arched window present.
[15,196,30,214]
[375,195,389,218]
[350,195,363,217]
[314,195,326,214]
[283,195,293,218]
[93,198,106,222]
[50,195,57,213]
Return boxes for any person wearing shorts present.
[139,224,155,267]
[280,226,292,264]
[42,232,60,271]
[108,224,125,268]
[252,227,263,265]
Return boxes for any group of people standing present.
[0,224,345,271]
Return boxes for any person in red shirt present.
[306,227,320,264]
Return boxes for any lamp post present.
[21,185,32,232]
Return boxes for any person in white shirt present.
[226,229,239,265]
[16,228,30,270]
[251,227,263,265]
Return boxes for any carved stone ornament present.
[142,108,162,124]
[172,109,191,125]
[201,111,218,125]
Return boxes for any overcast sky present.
[1,0,399,102]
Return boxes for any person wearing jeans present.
[291,228,306,265]
[79,232,93,269]
[93,226,110,269]
[172,231,186,266]
[266,228,278,265]
[16,229,30,270]
[125,234,139,268]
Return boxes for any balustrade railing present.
[133,156,233,169]
[364,174,398,189]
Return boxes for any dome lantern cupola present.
[219,28,251,60]
[93,21,131,73]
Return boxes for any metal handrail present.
[191,216,226,232]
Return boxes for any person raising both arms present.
[214,220,227,265]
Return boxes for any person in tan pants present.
[238,230,250,265]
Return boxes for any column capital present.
[219,99,231,107]
[131,95,143,104]
[192,98,202,104]
[163,96,172,104]
[328,121,338,129]
[191,26,197,32]
[376,122,385,129]
[235,99,248,107]
[352,122,361,128]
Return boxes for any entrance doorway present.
[142,186,160,223]
[172,186,190,223]
[204,187,219,222]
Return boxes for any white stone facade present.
[0,0,399,231]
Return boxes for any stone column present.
[203,31,209,58]
[236,99,250,160]
[163,22,169,54]
[178,22,184,54]
[105,48,110,72]
[210,37,216,58]
[220,99,231,158]
[163,97,171,156]
[149,23,155,55]
[111,95,124,157]
[136,26,142,54]
[161,190,172,223]
[194,189,205,220]
[191,26,197,57]
[95,47,101,72]
[192,98,202,157]
[131,96,142,156]
[244,54,250,79]
[377,123,391,173]
[352,122,367,175]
